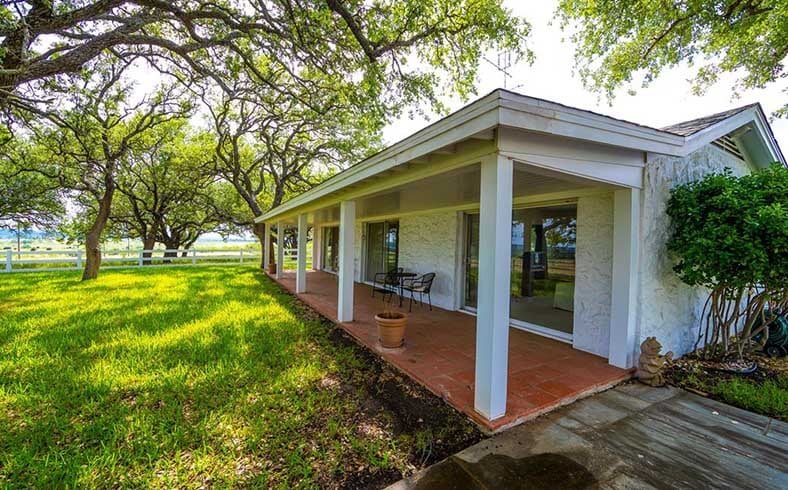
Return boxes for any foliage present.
[714,376,788,419]
[667,164,787,291]
[0,139,64,229]
[670,369,787,420]
[21,56,191,279]
[0,267,480,487]
[113,120,233,251]
[666,163,788,358]
[2,0,530,121]
[556,0,788,116]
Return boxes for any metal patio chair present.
[372,267,404,301]
[401,272,436,312]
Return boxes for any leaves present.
[666,163,788,291]
[557,0,788,115]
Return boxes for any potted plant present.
[374,293,407,348]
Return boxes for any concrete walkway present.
[390,383,788,489]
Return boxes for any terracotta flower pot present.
[375,312,408,348]
[268,263,277,275]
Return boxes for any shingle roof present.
[660,104,759,136]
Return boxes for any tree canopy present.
[557,0,788,115]
[1,0,530,120]
[0,1,531,279]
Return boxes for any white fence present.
[2,248,270,273]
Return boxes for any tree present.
[113,120,228,260]
[24,56,189,279]
[557,0,788,116]
[2,0,530,120]
[666,163,788,359]
[0,138,64,229]
[199,74,380,267]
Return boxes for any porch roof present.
[259,89,783,224]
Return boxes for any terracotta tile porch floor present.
[271,270,631,432]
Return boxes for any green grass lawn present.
[0,266,479,488]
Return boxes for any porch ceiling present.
[307,161,616,225]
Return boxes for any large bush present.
[666,163,788,358]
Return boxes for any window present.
[463,204,577,336]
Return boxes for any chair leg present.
[409,291,413,312]
[428,293,432,311]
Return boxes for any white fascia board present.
[502,151,644,189]
[750,109,785,165]
[681,108,756,155]
[681,107,785,166]
[257,96,501,223]
[259,89,783,225]
[498,92,686,155]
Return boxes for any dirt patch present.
[278,285,485,489]
[327,325,485,463]
[666,351,786,387]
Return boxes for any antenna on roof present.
[483,50,523,90]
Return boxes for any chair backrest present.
[420,272,436,293]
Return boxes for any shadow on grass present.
[0,266,482,488]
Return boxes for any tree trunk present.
[163,242,179,261]
[82,185,115,280]
[142,236,156,265]
[253,222,266,269]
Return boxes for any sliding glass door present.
[321,226,339,273]
[463,204,577,337]
[364,220,399,282]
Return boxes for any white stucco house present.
[257,89,784,422]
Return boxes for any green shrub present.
[666,163,788,358]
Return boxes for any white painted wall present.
[397,212,460,310]
[639,144,752,356]
[353,211,460,310]
[573,193,614,357]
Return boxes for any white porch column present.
[296,214,308,293]
[263,222,271,270]
[276,220,285,279]
[609,188,641,368]
[474,153,513,421]
[337,201,356,322]
[311,223,321,271]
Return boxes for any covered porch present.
[258,91,655,429]
[272,269,629,432]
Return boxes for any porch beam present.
[609,188,640,368]
[276,220,285,279]
[296,214,308,293]
[263,222,271,270]
[474,153,513,421]
[337,201,356,322]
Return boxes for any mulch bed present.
[280,287,485,489]
[666,351,786,389]
[664,350,787,420]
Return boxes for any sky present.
[382,1,787,152]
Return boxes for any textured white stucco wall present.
[573,193,614,357]
[639,144,752,356]
[352,212,459,310]
[397,212,460,310]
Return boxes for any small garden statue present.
[636,337,673,387]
